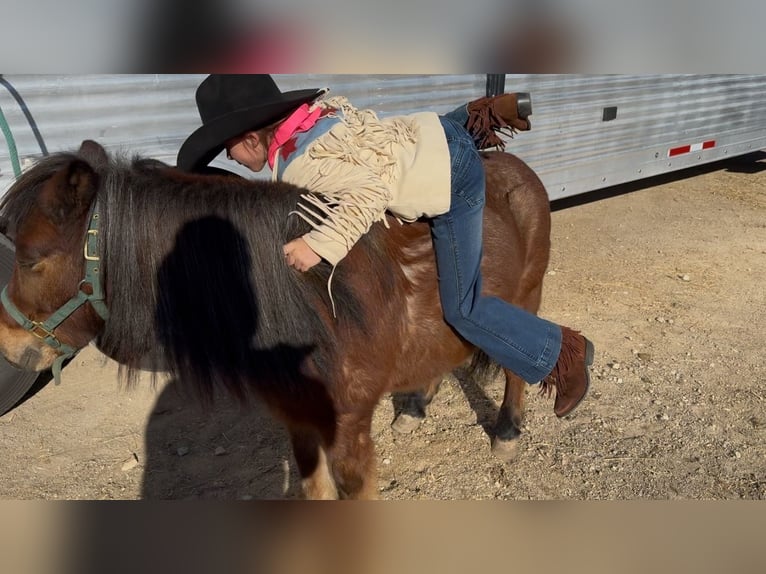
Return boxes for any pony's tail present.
[464,350,503,385]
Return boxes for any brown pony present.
[0,140,551,499]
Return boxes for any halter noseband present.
[0,201,109,384]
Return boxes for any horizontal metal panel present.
[273,74,485,116]
[502,74,766,199]
[0,74,205,169]
[1,74,765,200]
[0,74,485,189]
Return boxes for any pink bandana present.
[267,103,323,169]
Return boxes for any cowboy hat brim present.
[177,88,323,172]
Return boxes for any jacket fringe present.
[285,96,418,261]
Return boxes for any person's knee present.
[442,305,469,332]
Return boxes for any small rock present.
[177,446,190,457]
[214,446,227,456]
[637,353,652,361]
[680,274,691,282]
[611,362,621,370]
[655,317,666,323]
[121,458,139,472]
[382,458,391,465]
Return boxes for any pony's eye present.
[16,257,41,270]
[15,246,46,269]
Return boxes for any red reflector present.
[668,145,691,157]
[668,140,716,157]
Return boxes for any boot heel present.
[515,92,532,119]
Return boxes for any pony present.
[0,140,551,499]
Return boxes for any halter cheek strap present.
[0,202,109,385]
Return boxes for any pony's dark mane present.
[2,149,396,404]
[93,153,393,402]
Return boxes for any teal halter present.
[0,202,109,384]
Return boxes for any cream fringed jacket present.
[272,96,452,266]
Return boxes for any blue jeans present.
[430,115,562,384]
[444,104,480,149]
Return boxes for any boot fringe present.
[466,97,518,151]
[539,327,586,398]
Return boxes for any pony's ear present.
[78,140,108,168]
[41,159,99,225]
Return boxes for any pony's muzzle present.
[0,325,56,372]
[3,346,42,371]
[17,347,43,370]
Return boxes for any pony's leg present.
[491,368,526,462]
[391,378,442,434]
[289,428,338,500]
[330,411,379,499]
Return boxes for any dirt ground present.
[1,152,764,500]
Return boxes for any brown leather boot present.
[466,92,532,151]
[539,327,595,417]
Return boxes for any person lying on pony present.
[177,74,594,417]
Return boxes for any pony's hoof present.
[391,413,424,434]
[491,436,520,463]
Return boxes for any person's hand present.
[283,238,321,272]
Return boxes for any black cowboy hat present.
[177,74,324,172]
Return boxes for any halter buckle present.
[30,321,56,341]
[84,229,99,261]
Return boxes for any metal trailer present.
[0,73,765,412]
[2,74,766,198]
[492,74,766,200]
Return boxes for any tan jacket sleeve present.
[286,157,393,266]
[279,96,416,266]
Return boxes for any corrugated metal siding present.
[0,74,205,169]
[1,74,765,199]
[274,74,485,116]
[503,74,766,198]
[0,74,484,189]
